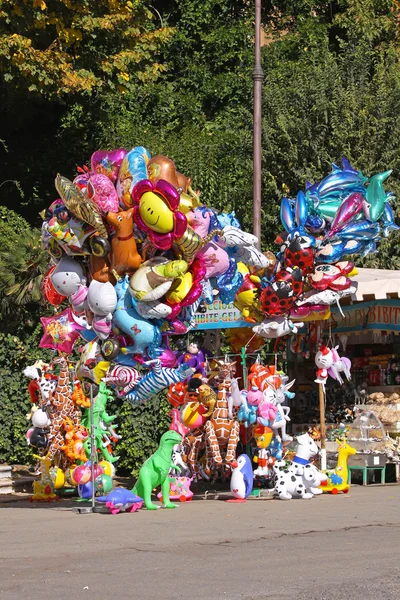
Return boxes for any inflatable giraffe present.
[203,358,240,475]
[46,357,82,465]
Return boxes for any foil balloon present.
[226,328,265,353]
[260,267,303,317]
[50,256,88,312]
[382,203,400,237]
[132,179,187,250]
[91,148,127,183]
[129,257,189,302]
[308,261,354,291]
[326,192,364,238]
[41,265,66,307]
[363,170,392,222]
[39,308,82,353]
[147,155,181,188]
[105,208,142,276]
[337,219,380,240]
[117,146,151,209]
[86,173,120,214]
[87,280,117,340]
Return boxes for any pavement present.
[1,485,400,600]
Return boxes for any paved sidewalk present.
[1,485,400,600]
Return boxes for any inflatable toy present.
[228,454,254,502]
[320,438,356,494]
[97,488,143,514]
[133,430,183,510]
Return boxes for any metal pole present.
[253,0,263,248]
[90,384,96,510]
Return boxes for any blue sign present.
[193,299,252,330]
[330,299,400,333]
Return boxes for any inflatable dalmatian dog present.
[273,433,327,500]
[273,462,326,500]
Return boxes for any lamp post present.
[253,0,263,247]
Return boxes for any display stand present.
[73,384,101,514]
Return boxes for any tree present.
[0,0,174,222]
[0,0,173,97]
[0,219,47,333]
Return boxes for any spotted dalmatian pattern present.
[273,461,318,500]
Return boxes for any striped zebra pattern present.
[103,366,141,396]
[125,361,194,404]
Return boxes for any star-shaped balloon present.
[39,308,82,353]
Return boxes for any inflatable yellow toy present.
[319,438,356,494]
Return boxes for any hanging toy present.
[314,345,335,387]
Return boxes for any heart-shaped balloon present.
[91,148,127,183]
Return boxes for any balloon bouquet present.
[24,148,398,502]
[247,158,398,337]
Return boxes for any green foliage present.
[111,391,172,476]
[0,206,30,251]
[0,326,52,465]
[0,223,48,332]
[1,0,400,469]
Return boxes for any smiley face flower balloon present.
[132,179,187,250]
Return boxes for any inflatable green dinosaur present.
[133,430,183,510]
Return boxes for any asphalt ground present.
[1,484,400,600]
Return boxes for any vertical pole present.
[253,0,263,248]
[90,384,96,510]
[241,347,251,457]
[319,383,327,471]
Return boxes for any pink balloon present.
[327,192,364,238]
[39,308,83,354]
[181,282,202,307]
[91,148,127,183]
[87,173,119,214]
[158,348,178,368]
[191,257,206,281]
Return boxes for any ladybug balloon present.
[260,267,304,317]
[284,235,315,275]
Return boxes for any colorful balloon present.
[91,148,127,183]
[39,308,82,353]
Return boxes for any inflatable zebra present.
[125,360,194,404]
[103,365,141,396]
